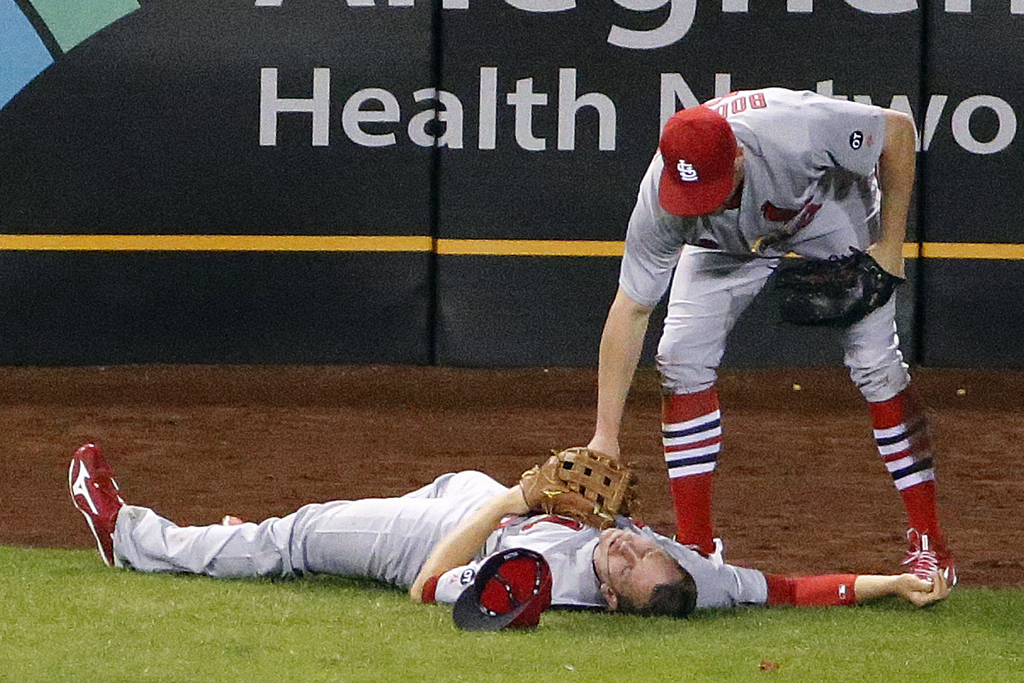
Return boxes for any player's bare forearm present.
[872,109,917,278]
[589,288,654,460]
[853,572,951,606]
[409,486,530,602]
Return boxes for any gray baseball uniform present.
[112,470,767,610]
[619,88,909,401]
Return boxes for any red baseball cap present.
[452,548,553,631]
[658,106,738,216]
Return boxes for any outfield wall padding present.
[0,1,1020,367]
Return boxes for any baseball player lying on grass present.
[69,443,949,630]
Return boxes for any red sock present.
[869,386,944,548]
[662,389,721,554]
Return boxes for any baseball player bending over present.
[585,88,954,583]
[70,443,949,626]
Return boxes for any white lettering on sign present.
[943,0,1023,11]
[558,68,617,151]
[259,68,1018,156]
[950,95,1018,155]
[255,0,1022,49]
[506,77,548,151]
[260,67,616,152]
[259,68,330,146]
[342,88,402,147]
[659,75,1018,156]
[409,88,465,148]
[607,0,697,50]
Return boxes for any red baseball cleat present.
[68,443,125,567]
[901,528,957,587]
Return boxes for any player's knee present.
[655,339,721,393]
[847,358,910,403]
[655,360,717,394]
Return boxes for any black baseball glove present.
[772,249,905,327]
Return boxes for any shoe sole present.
[68,455,120,568]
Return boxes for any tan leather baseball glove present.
[518,447,638,529]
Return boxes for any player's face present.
[593,528,683,611]
[711,146,746,214]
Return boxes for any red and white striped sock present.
[869,385,945,548]
[662,388,722,555]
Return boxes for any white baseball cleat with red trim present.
[69,443,125,567]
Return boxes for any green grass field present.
[2,546,1020,683]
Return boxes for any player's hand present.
[505,485,534,516]
[894,571,951,607]
[867,240,906,279]
[586,436,620,461]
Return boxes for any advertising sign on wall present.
[0,1,1020,367]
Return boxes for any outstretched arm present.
[854,572,951,607]
[869,108,917,279]
[588,287,655,460]
[765,571,951,608]
[409,486,530,602]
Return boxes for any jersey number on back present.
[705,91,768,119]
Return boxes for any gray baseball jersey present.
[620,88,887,309]
[112,470,767,611]
[616,88,908,401]
[433,515,767,610]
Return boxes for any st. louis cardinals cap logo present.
[658,106,737,216]
[677,159,699,182]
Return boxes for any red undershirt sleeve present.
[420,575,440,604]
[764,574,859,607]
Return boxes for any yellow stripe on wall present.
[0,234,434,252]
[436,239,624,257]
[0,235,1022,260]
[919,242,1024,260]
